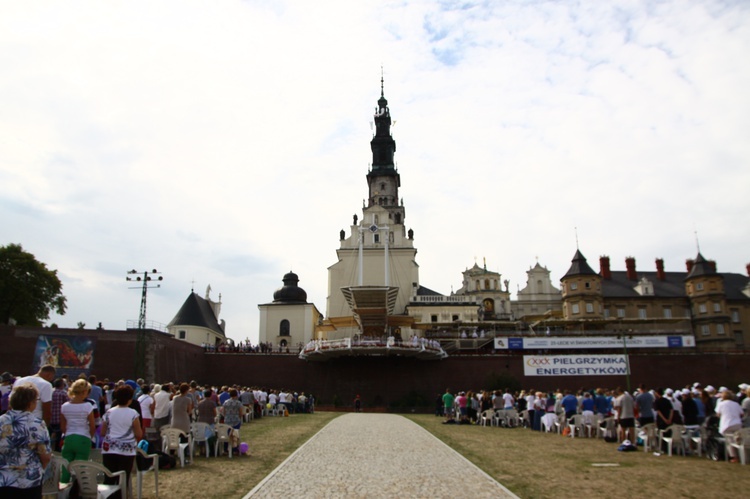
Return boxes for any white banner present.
[523,354,630,376]
[495,335,695,350]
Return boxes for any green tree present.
[0,243,67,326]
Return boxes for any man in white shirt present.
[153,382,173,430]
[12,364,56,424]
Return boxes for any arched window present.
[279,319,290,336]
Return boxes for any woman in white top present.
[716,390,744,463]
[101,384,143,490]
[60,379,95,483]
[137,384,156,428]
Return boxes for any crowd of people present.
[202,340,303,354]
[0,365,313,498]
[437,382,749,460]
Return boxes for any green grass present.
[140,413,750,498]
[406,415,750,499]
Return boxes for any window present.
[713,302,721,313]
[570,282,578,290]
[572,303,580,314]
[617,308,625,318]
[585,282,591,289]
[452,315,459,321]
[698,303,707,314]
[279,319,290,336]
[701,324,710,336]
[717,324,725,335]
[585,303,594,313]
[431,315,438,323]
[663,307,672,319]
[731,309,740,323]
[696,282,704,291]
[178,330,186,339]
[374,234,380,243]
[638,308,647,319]
[604,309,611,319]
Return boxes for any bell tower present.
[366,74,405,226]
[325,77,419,333]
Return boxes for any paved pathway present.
[244,413,516,498]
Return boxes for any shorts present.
[619,417,635,428]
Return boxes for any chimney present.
[709,260,717,273]
[655,258,665,281]
[686,259,695,274]
[625,257,637,281]
[599,256,611,279]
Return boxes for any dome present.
[272,271,307,303]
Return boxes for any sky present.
[2,0,749,345]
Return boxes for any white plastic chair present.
[69,460,126,499]
[134,446,159,499]
[660,424,686,456]
[42,454,73,499]
[190,422,212,458]
[726,428,750,464]
[479,409,495,427]
[639,423,658,452]
[213,423,234,458]
[161,427,191,467]
[568,415,586,438]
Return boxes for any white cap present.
[693,382,702,388]
[681,389,690,396]
[739,383,749,391]
[706,385,716,393]
[665,388,674,396]
[718,386,728,393]
[692,388,701,396]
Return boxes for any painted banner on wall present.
[495,335,695,350]
[523,354,629,376]
[32,335,96,377]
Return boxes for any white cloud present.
[2,0,749,343]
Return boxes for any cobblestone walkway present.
[244,413,516,498]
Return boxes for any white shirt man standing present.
[12,364,56,424]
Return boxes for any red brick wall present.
[2,327,747,410]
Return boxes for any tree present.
[0,243,67,326]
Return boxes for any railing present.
[411,295,477,303]
[300,335,446,357]
[125,320,168,333]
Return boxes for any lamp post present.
[126,269,163,378]
[618,331,633,393]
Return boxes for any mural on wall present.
[32,335,96,377]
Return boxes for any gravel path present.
[244,413,516,498]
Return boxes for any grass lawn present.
[406,414,750,499]
[139,412,750,498]
[139,412,338,498]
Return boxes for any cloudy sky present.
[2,0,749,344]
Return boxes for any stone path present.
[244,413,517,498]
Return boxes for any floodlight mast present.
[126,269,164,378]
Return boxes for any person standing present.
[12,365,56,426]
[60,379,95,484]
[0,383,52,498]
[137,385,155,429]
[442,388,455,422]
[614,387,635,443]
[716,390,744,463]
[171,383,193,434]
[152,383,172,431]
[49,378,68,452]
[635,384,655,427]
[221,389,243,430]
[100,384,143,495]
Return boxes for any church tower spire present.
[367,74,403,224]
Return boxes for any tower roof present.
[686,252,718,279]
[168,292,224,334]
[272,271,308,303]
[562,250,598,279]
